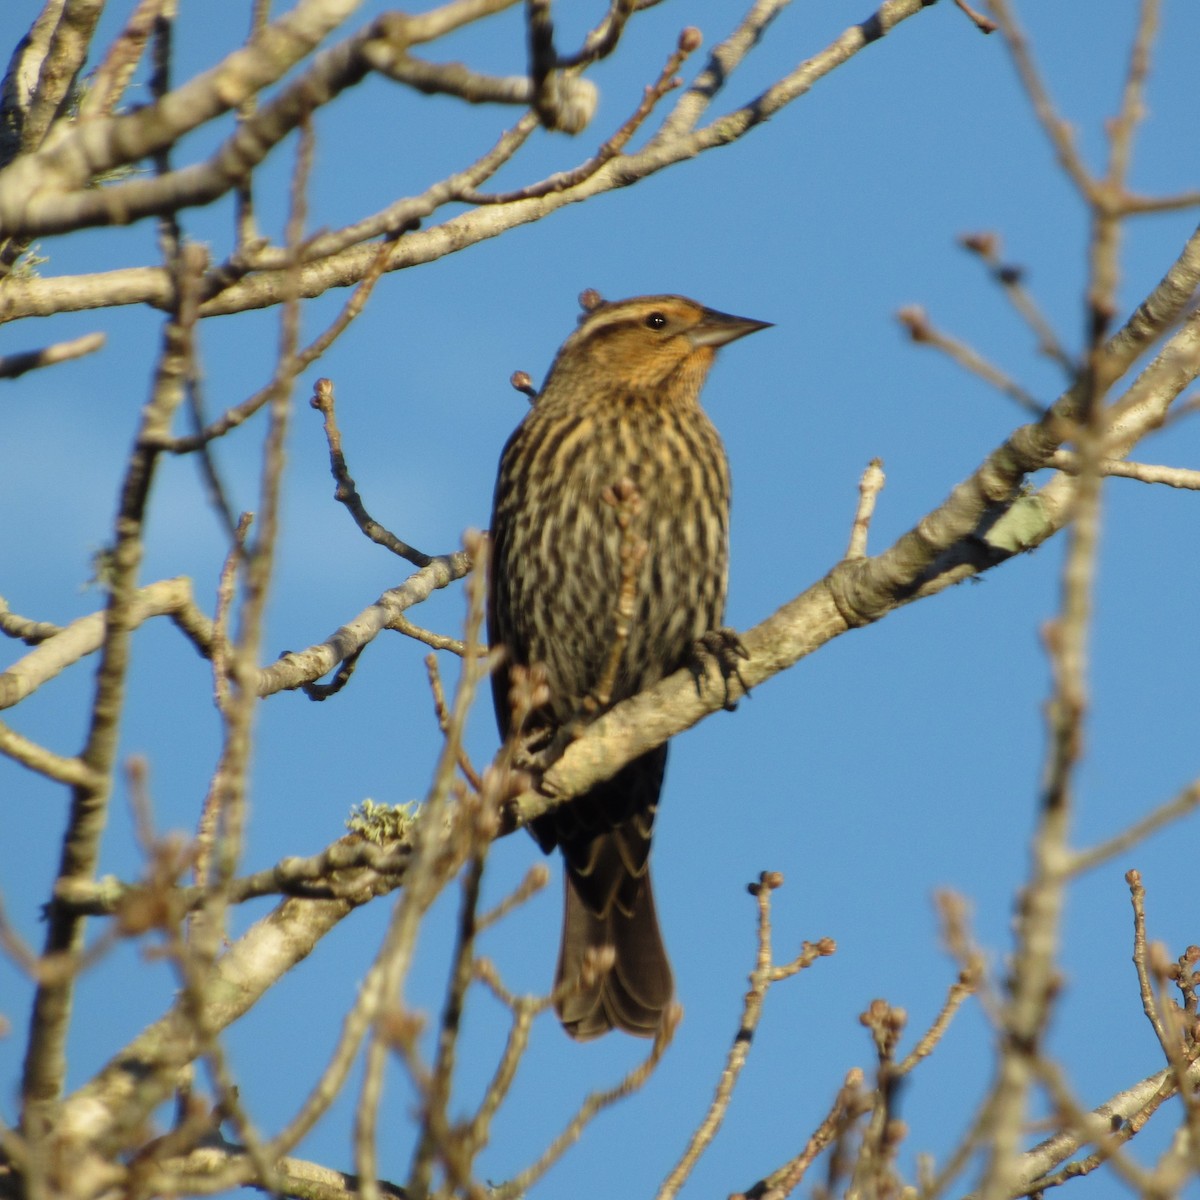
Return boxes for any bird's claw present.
[689,627,750,711]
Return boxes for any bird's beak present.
[688,308,773,349]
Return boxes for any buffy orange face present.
[544,295,771,405]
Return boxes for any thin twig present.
[934,888,1000,1027]
[987,0,1096,202]
[389,613,468,656]
[656,873,835,1200]
[733,1070,869,1200]
[654,0,789,142]
[232,0,274,255]
[1105,0,1160,199]
[170,239,394,453]
[851,998,908,1199]
[425,654,485,791]
[202,112,537,279]
[461,26,700,205]
[254,551,473,700]
[1126,872,1179,1065]
[300,646,364,700]
[1050,451,1200,490]
[408,808,491,1198]
[554,0,638,68]
[0,578,214,711]
[845,459,884,560]
[959,232,1075,374]
[78,0,171,118]
[952,0,996,34]
[0,331,105,378]
[999,1063,1185,1196]
[0,599,62,645]
[897,305,1045,415]
[0,720,99,788]
[211,513,251,716]
[309,377,434,567]
[0,888,122,986]
[495,1008,680,1199]
[189,118,318,1197]
[476,864,550,932]
[897,965,979,1076]
[1119,188,1200,215]
[196,512,252,886]
[467,964,547,1153]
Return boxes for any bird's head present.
[540,292,771,407]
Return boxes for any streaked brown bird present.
[488,292,769,1040]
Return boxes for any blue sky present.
[3,2,1199,1197]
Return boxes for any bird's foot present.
[519,720,584,777]
[689,627,750,711]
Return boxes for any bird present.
[488,291,770,1040]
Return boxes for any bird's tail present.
[554,852,674,1040]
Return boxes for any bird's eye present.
[644,312,668,330]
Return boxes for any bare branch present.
[1105,0,1160,197]
[986,0,1097,202]
[0,0,941,323]
[76,0,169,119]
[52,892,373,1169]
[0,0,362,237]
[0,330,103,377]
[896,966,980,1077]
[0,718,99,788]
[1067,778,1200,877]
[21,243,208,1144]
[389,614,468,656]
[0,578,213,711]
[0,598,62,645]
[425,654,485,790]
[0,0,105,275]
[951,0,997,34]
[1009,1063,1187,1193]
[1127,870,1171,1048]
[254,553,473,698]
[1049,450,1200,490]
[53,837,412,915]
[460,26,697,205]
[308,376,434,567]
